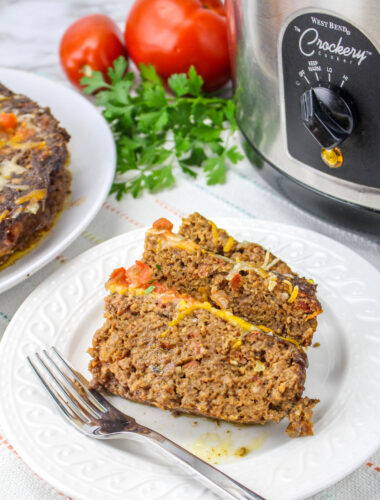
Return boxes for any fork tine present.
[42,349,102,419]
[33,352,92,423]
[27,355,83,423]
[51,346,108,412]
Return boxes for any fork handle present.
[122,427,265,500]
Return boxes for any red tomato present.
[125,261,152,288]
[0,113,17,132]
[59,14,127,88]
[125,0,230,91]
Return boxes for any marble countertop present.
[0,0,133,82]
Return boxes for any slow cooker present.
[226,0,380,233]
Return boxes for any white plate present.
[0,219,379,500]
[0,68,115,293]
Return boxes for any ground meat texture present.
[0,83,71,266]
[179,212,295,276]
[89,290,318,436]
[143,228,322,347]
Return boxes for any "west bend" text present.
[310,16,351,35]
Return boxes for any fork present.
[27,347,265,500]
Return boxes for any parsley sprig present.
[81,57,243,199]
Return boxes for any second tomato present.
[125,0,230,91]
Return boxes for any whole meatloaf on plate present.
[143,218,322,348]
[88,262,318,437]
[0,83,71,267]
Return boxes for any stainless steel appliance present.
[226,0,380,233]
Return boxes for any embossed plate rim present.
[0,219,379,500]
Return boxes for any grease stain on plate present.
[188,430,268,464]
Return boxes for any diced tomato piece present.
[125,260,152,287]
[109,267,129,285]
[110,267,126,280]
[152,218,173,231]
[230,273,242,291]
[0,113,18,132]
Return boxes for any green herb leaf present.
[138,109,169,134]
[187,65,203,96]
[224,100,236,130]
[179,162,197,178]
[174,133,191,156]
[208,108,224,127]
[139,63,163,84]
[145,285,156,294]
[145,164,175,192]
[108,56,129,84]
[191,124,222,142]
[168,73,189,97]
[83,58,243,199]
[129,175,145,198]
[181,146,207,166]
[143,84,167,108]
[226,145,244,164]
[169,101,193,126]
[140,144,158,166]
[154,148,173,164]
[81,70,109,94]
[204,155,227,185]
[156,264,162,270]
[110,182,129,201]
[116,147,137,173]
[208,140,224,155]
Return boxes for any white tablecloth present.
[0,0,379,498]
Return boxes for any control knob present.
[300,84,355,150]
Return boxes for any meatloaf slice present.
[0,83,71,266]
[179,212,295,276]
[143,219,322,347]
[88,263,318,437]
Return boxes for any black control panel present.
[282,12,380,188]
